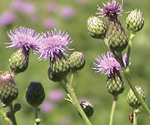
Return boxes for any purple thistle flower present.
[60,6,76,19]
[40,101,55,113]
[93,52,129,76]
[97,0,123,19]
[93,52,121,76]
[0,12,16,26]
[43,18,57,29]
[76,0,89,4]
[6,27,42,52]
[48,89,64,102]
[38,29,72,61]
[47,1,58,12]
[12,0,36,15]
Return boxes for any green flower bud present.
[127,86,145,109]
[0,72,18,106]
[87,16,106,39]
[80,100,94,118]
[68,51,85,71]
[26,82,45,107]
[107,19,128,52]
[106,73,124,97]
[9,47,29,75]
[48,57,70,82]
[126,9,144,33]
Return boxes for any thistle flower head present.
[38,29,72,61]
[93,52,128,76]
[7,27,42,52]
[97,0,123,19]
[93,52,121,76]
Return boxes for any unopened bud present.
[106,73,124,96]
[87,16,106,39]
[127,86,145,109]
[48,57,70,82]
[9,48,29,75]
[107,19,128,52]
[68,51,85,71]
[26,82,45,107]
[126,9,144,33]
[80,100,94,118]
[0,71,18,106]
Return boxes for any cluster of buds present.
[88,3,146,123]
[48,51,85,82]
[87,1,144,53]
[6,27,86,83]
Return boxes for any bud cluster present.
[87,1,144,53]
[48,51,85,82]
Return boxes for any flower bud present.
[106,73,124,96]
[26,82,45,107]
[127,86,145,109]
[14,103,21,113]
[68,51,85,71]
[80,100,94,118]
[126,9,144,33]
[6,112,11,119]
[9,47,29,75]
[0,72,18,106]
[48,57,70,82]
[87,16,106,39]
[107,19,128,52]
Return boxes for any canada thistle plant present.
[0,0,149,125]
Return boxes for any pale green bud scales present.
[87,16,106,39]
[106,74,124,96]
[126,9,144,33]
[127,86,145,109]
[68,51,85,71]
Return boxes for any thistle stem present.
[0,105,12,125]
[109,96,118,125]
[133,109,139,125]
[123,67,150,117]
[9,103,17,125]
[126,33,135,66]
[65,83,92,125]
[34,107,41,125]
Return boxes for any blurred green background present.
[0,0,150,125]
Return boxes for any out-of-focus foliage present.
[0,0,150,125]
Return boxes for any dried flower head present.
[7,27,42,52]
[97,0,123,19]
[38,29,72,61]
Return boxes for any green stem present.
[123,67,150,117]
[34,107,41,125]
[133,109,139,125]
[109,96,118,125]
[9,103,17,125]
[0,106,12,125]
[126,33,135,66]
[65,83,92,125]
